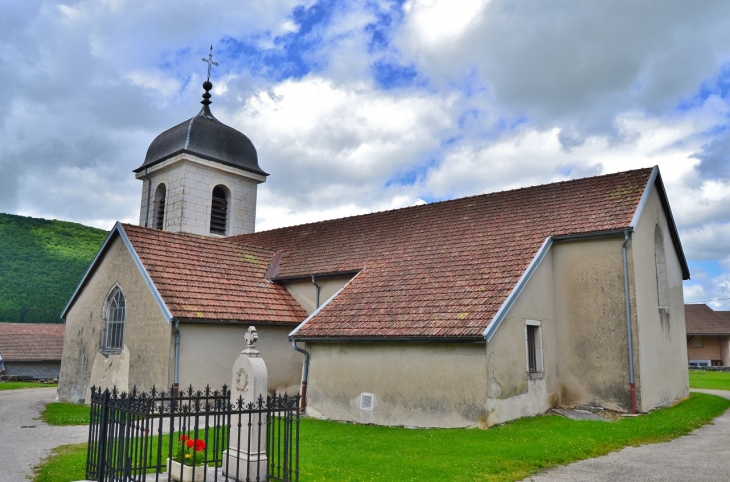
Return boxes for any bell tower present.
[134,47,267,237]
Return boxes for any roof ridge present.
[231,167,654,240]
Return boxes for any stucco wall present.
[282,275,354,315]
[178,324,303,395]
[58,235,173,402]
[552,236,635,412]
[3,361,60,379]
[486,249,559,426]
[136,154,263,237]
[632,186,689,410]
[306,342,488,428]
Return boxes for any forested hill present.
[0,213,108,323]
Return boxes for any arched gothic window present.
[654,223,670,313]
[102,286,126,353]
[210,185,229,235]
[154,184,166,230]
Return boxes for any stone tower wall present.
[137,153,263,236]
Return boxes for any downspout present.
[622,230,637,414]
[292,340,310,414]
[142,168,152,228]
[290,275,319,413]
[174,319,180,397]
[311,275,321,309]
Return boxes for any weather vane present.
[201,45,218,82]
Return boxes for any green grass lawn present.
[0,381,57,391]
[40,402,91,426]
[34,392,730,482]
[689,370,730,391]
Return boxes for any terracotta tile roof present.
[685,304,730,335]
[0,323,65,361]
[231,168,655,339]
[122,225,307,324]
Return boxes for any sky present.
[1,0,730,309]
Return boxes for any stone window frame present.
[654,221,670,316]
[154,183,167,230]
[209,184,231,236]
[100,283,126,356]
[525,319,544,380]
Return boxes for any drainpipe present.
[622,230,637,414]
[142,168,152,228]
[311,275,321,309]
[173,320,180,397]
[292,339,310,414]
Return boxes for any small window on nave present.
[154,184,166,230]
[102,285,125,353]
[210,185,228,235]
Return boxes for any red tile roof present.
[685,304,730,335]
[122,225,307,324]
[232,168,655,339]
[0,323,65,361]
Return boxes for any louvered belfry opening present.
[154,184,166,230]
[210,185,228,235]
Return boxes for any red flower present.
[186,439,194,448]
[194,439,206,452]
[179,435,189,442]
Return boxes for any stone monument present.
[222,326,268,481]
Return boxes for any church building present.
[58,79,690,428]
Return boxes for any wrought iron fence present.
[86,385,300,482]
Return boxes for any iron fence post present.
[97,389,110,482]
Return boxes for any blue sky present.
[1,0,730,309]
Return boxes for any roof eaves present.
[483,237,553,342]
[293,336,485,343]
[117,226,174,324]
[289,270,364,338]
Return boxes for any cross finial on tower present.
[201,44,218,82]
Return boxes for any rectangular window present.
[525,320,543,379]
[690,336,703,348]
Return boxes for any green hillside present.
[0,213,108,323]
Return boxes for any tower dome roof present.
[134,82,267,177]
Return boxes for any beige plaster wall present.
[632,186,689,410]
[58,235,173,402]
[178,324,303,395]
[306,342,488,428]
[552,236,635,412]
[486,250,560,426]
[282,275,354,315]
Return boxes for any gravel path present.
[525,389,730,482]
[0,387,88,482]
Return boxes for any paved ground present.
[0,387,87,482]
[526,389,730,482]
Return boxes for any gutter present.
[622,230,637,414]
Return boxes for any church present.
[58,78,691,428]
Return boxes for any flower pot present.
[166,458,207,482]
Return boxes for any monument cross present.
[201,44,218,81]
[244,326,258,348]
